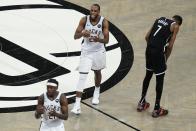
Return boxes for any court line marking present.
[81,101,141,131]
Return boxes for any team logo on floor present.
[0,0,133,113]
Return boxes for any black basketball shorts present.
[145,48,166,75]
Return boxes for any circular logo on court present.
[0,0,133,113]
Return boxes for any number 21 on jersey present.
[153,25,162,36]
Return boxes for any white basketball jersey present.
[41,92,63,127]
[82,15,105,52]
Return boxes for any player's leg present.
[152,73,168,117]
[71,73,88,114]
[71,52,92,114]
[154,73,165,110]
[141,70,153,102]
[137,49,153,111]
[152,54,168,117]
[92,69,101,105]
[94,70,102,87]
[91,50,106,105]
[137,70,153,111]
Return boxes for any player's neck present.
[90,15,100,25]
[47,91,58,100]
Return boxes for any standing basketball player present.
[35,79,68,131]
[137,15,183,117]
[71,3,109,114]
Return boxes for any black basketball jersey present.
[147,17,175,52]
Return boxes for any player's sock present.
[140,70,153,103]
[75,97,81,108]
[92,86,100,104]
[93,86,100,98]
[154,73,165,110]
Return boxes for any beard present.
[90,15,98,20]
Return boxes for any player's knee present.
[94,70,101,76]
[80,73,88,80]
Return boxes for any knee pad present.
[76,73,88,92]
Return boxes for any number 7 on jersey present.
[153,25,162,36]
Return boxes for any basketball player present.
[35,79,68,131]
[137,15,183,117]
[71,3,109,114]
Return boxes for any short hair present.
[172,15,183,25]
[47,79,58,87]
[92,3,100,11]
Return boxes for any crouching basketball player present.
[35,79,68,131]
[71,3,109,114]
[137,15,183,118]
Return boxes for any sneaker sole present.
[92,102,99,105]
[71,112,81,115]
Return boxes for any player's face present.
[47,85,57,97]
[90,5,100,20]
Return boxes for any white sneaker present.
[71,104,81,115]
[92,96,99,105]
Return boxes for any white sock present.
[95,86,100,91]
[94,86,100,98]
[75,97,81,107]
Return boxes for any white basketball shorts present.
[78,50,106,73]
[40,122,65,131]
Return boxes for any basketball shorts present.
[145,48,166,75]
[40,122,65,131]
[78,50,106,73]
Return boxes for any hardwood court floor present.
[0,0,196,131]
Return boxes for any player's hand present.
[36,105,45,114]
[91,36,100,42]
[81,30,90,37]
[49,109,57,116]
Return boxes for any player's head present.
[90,4,100,20]
[46,79,58,96]
[172,15,183,26]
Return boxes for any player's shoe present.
[137,101,150,112]
[92,87,100,105]
[152,107,168,118]
[92,96,99,105]
[71,104,81,115]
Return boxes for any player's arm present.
[74,16,90,39]
[99,19,109,44]
[165,23,179,61]
[93,19,109,44]
[49,94,68,120]
[35,94,44,119]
